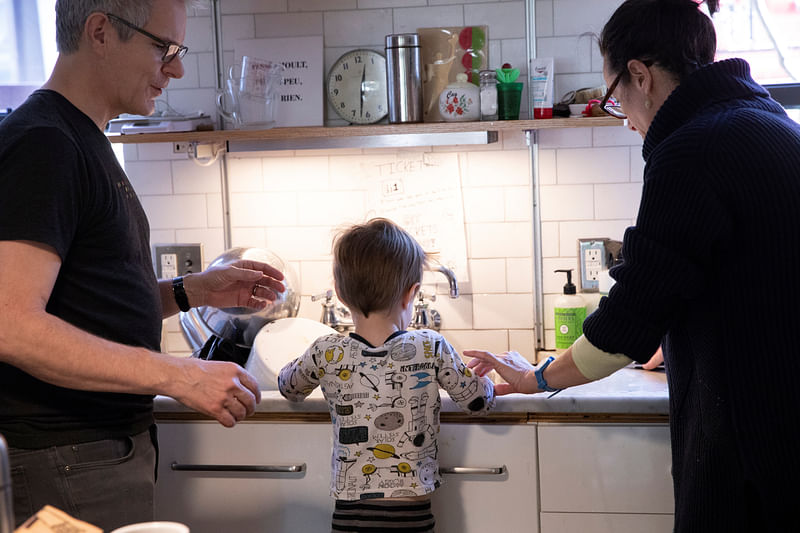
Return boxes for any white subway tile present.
[165,88,217,117]
[468,258,507,293]
[186,17,214,53]
[462,150,530,187]
[552,0,610,36]
[429,0,496,5]
[174,228,225,267]
[297,295,322,321]
[221,15,256,46]
[396,6,464,34]
[539,184,594,221]
[300,260,335,296]
[265,225,338,260]
[500,129,528,150]
[536,148,557,184]
[172,160,222,194]
[537,36,592,74]
[262,156,330,190]
[558,220,631,257]
[473,293,533,329]
[499,38,528,76]
[506,257,533,292]
[255,12,323,37]
[594,183,642,220]
[556,146,629,184]
[166,331,193,354]
[323,10,392,47]
[535,0,554,38]
[592,125,642,147]
[141,195,209,229]
[508,329,536,362]
[227,157,264,192]
[136,142,185,161]
[537,127,592,149]
[230,191,298,226]
[430,295,474,330]
[150,230,176,247]
[221,0,287,15]
[360,0,425,8]
[462,187,505,223]
[443,329,508,356]
[488,40,502,70]
[504,186,532,221]
[126,161,173,195]
[299,191,367,225]
[231,227,268,249]
[540,221,559,257]
[122,144,138,162]
[465,2,525,39]
[467,222,533,258]
[197,52,216,87]
[329,153,396,187]
[163,315,181,333]
[630,149,645,182]
[543,326,556,351]
[206,193,224,228]
[292,0,356,10]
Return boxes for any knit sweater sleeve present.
[583,129,733,363]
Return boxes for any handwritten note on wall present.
[235,36,323,127]
[366,153,469,281]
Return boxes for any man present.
[0,1,284,529]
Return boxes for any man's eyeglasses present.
[106,13,188,64]
[599,71,626,119]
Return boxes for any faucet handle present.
[417,290,436,303]
[311,289,334,302]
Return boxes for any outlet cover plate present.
[578,239,607,291]
[153,243,203,278]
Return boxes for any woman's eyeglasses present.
[600,71,626,119]
[106,13,188,64]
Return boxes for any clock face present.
[327,49,388,125]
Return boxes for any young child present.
[278,218,495,533]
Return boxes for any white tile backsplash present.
[126,0,645,358]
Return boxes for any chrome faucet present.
[432,264,459,298]
[311,290,354,332]
[411,290,441,330]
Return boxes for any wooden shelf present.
[107,116,622,146]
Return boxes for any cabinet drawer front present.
[541,512,673,533]
[538,424,673,514]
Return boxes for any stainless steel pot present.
[179,247,300,351]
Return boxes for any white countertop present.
[154,367,668,416]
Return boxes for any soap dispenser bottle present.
[554,269,586,352]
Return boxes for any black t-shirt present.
[0,90,161,448]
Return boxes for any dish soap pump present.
[554,269,586,353]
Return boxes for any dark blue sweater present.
[583,59,800,532]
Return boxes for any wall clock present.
[327,49,388,124]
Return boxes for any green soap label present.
[554,307,586,349]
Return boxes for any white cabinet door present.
[433,423,539,533]
[154,421,333,533]
[540,512,673,533]
[538,423,673,514]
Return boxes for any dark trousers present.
[9,427,156,532]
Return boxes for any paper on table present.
[15,505,102,533]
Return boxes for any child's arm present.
[277,345,320,402]
[436,337,495,415]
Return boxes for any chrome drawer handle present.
[439,465,507,475]
[170,462,305,473]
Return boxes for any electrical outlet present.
[153,244,203,278]
[578,239,607,291]
[173,141,192,154]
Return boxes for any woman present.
[467,1,800,531]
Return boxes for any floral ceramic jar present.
[438,73,479,121]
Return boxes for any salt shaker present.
[439,73,480,122]
[479,70,498,121]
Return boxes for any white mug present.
[110,521,189,533]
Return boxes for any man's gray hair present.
[54,0,203,54]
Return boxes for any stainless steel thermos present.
[385,33,423,123]
[0,435,13,533]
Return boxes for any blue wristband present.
[534,356,560,393]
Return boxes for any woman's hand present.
[465,350,540,395]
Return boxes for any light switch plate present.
[153,244,203,278]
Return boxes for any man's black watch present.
[172,276,191,312]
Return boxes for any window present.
[0,0,57,109]
[713,0,800,121]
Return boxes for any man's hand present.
[465,350,540,395]
[168,357,262,427]
[642,345,664,370]
[186,259,286,310]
